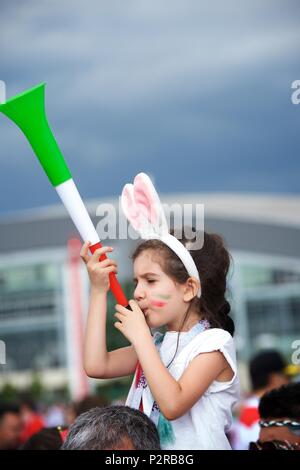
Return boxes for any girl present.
[81,230,239,450]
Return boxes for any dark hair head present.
[0,403,20,423]
[74,394,109,417]
[19,427,66,450]
[19,394,37,412]
[132,229,234,336]
[61,405,161,450]
[259,382,300,420]
[250,350,287,390]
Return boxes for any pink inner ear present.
[121,184,141,230]
[133,173,159,225]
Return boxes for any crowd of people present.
[230,350,300,450]
[0,349,299,451]
[0,398,161,450]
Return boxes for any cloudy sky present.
[0,0,299,215]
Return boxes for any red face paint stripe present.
[151,299,167,308]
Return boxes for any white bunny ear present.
[121,173,169,240]
[121,173,201,297]
[121,183,141,231]
[133,173,168,237]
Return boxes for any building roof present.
[0,193,299,258]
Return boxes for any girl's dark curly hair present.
[132,229,234,336]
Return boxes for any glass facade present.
[232,255,300,361]
[241,265,300,288]
[0,261,66,372]
[1,329,61,371]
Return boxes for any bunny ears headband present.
[121,173,201,298]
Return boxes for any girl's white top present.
[126,327,240,450]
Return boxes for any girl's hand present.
[114,300,151,345]
[80,241,118,293]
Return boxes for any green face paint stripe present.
[155,293,171,300]
[0,82,72,187]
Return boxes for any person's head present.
[19,427,67,450]
[258,382,300,446]
[19,395,38,418]
[132,229,234,335]
[61,405,161,450]
[74,395,109,417]
[0,403,22,450]
[64,395,109,426]
[249,350,290,394]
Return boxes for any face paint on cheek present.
[155,293,171,300]
[150,299,167,308]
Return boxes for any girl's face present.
[133,250,191,331]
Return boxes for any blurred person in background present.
[19,395,109,449]
[231,350,296,450]
[64,394,109,426]
[44,403,65,428]
[19,396,45,445]
[0,403,22,450]
[249,382,300,450]
[74,394,109,417]
[19,426,68,450]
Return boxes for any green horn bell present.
[0,82,72,186]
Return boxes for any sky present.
[0,0,299,216]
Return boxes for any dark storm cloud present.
[0,0,299,214]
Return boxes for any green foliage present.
[28,373,44,402]
[0,382,19,403]
[95,377,132,402]
[0,374,70,405]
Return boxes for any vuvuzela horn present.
[0,82,129,306]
